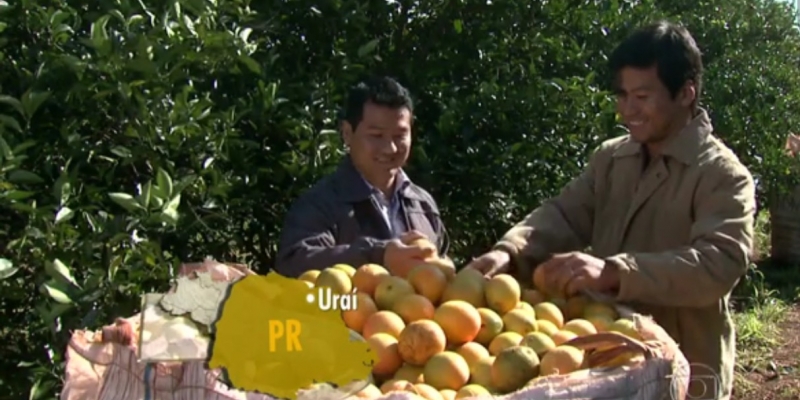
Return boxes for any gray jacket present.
[275,157,449,277]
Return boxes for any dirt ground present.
[734,304,800,400]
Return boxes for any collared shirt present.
[360,171,411,237]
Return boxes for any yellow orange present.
[407,263,448,304]
[368,333,403,379]
[352,264,390,296]
[298,270,320,284]
[454,342,490,370]
[394,364,425,383]
[441,269,487,308]
[533,302,564,328]
[562,319,598,336]
[551,330,578,346]
[539,345,584,376]
[484,274,521,314]
[502,308,537,335]
[488,332,523,355]
[474,308,504,345]
[315,268,352,294]
[362,310,406,339]
[342,292,378,333]
[374,276,415,310]
[423,352,470,391]
[397,320,447,366]
[433,300,481,344]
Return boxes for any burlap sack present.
[61,261,689,400]
[60,260,273,400]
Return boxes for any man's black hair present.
[342,76,414,130]
[609,21,704,107]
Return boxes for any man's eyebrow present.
[628,85,655,92]
[614,85,653,94]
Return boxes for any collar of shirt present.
[360,170,411,204]
[361,171,411,237]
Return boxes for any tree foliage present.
[0,0,798,397]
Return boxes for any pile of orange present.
[299,240,644,399]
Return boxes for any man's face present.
[343,101,412,178]
[615,66,695,145]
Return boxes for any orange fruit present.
[393,294,436,323]
[398,320,447,366]
[342,292,378,333]
[352,264,390,296]
[433,300,481,344]
[362,310,406,339]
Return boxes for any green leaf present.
[110,146,132,158]
[238,55,261,75]
[42,283,72,304]
[52,173,72,206]
[90,15,111,54]
[47,258,79,287]
[1,190,35,200]
[29,377,44,400]
[54,206,74,224]
[126,14,145,31]
[164,193,181,212]
[0,95,24,116]
[108,192,143,212]
[161,194,181,224]
[0,135,12,159]
[160,210,179,224]
[139,181,152,209]
[21,90,51,119]
[156,169,173,198]
[453,19,463,33]
[0,258,18,280]
[357,38,380,58]
[7,170,44,184]
[0,114,22,132]
[108,254,124,281]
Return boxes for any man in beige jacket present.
[466,21,755,400]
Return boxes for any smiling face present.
[615,66,696,151]
[342,101,412,184]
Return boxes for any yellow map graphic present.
[208,272,376,399]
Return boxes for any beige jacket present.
[494,110,756,400]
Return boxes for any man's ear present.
[680,80,696,108]
[341,121,354,147]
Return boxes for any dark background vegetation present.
[1,0,799,397]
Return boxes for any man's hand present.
[384,238,435,277]
[536,252,620,297]
[463,250,511,278]
[399,230,429,244]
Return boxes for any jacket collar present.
[612,108,713,165]
[334,156,421,202]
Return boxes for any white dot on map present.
[306,293,315,303]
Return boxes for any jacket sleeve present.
[492,151,599,280]
[437,223,451,258]
[427,197,451,258]
[607,158,756,307]
[275,194,390,277]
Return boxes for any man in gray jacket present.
[276,77,449,277]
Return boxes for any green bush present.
[0,0,798,397]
